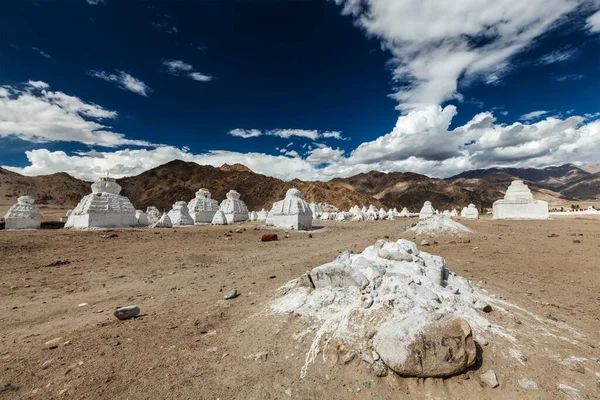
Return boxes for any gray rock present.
[558,384,584,400]
[113,305,140,320]
[309,262,369,290]
[421,239,430,246]
[44,337,63,349]
[341,351,356,365]
[480,370,499,388]
[42,359,54,369]
[518,378,538,390]
[474,300,492,313]
[371,360,388,377]
[560,357,585,374]
[373,314,476,377]
[224,289,239,300]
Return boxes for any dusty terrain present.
[1,217,599,399]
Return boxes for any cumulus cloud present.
[228,128,346,140]
[334,0,587,111]
[88,70,152,97]
[587,10,600,32]
[519,110,549,121]
[162,60,213,82]
[0,82,151,147]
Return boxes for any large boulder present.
[373,314,476,377]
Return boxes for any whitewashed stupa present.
[461,204,479,219]
[4,196,42,230]
[256,208,268,221]
[60,209,72,223]
[269,188,313,230]
[249,211,259,221]
[211,210,227,225]
[399,207,410,217]
[419,201,435,219]
[135,210,149,226]
[493,180,548,219]
[146,206,161,225]
[65,177,136,229]
[167,201,194,226]
[187,188,220,224]
[153,213,172,228]
[219,190,248,223]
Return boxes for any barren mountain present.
[557,171,600,199]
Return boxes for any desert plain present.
[1,216,599,400]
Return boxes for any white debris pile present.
[407,215,471,236]
[271,239,501,378]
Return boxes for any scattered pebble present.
[101,234,118,239]
[573,239,581,244]
[113,305,140,320]
[480,370,499,388]
[78,303,88,307]
[558,384,584,400]
[284,388,292,397]
[420,239,430,246]
[518,378,538,390]
[42,359,54,369]
[112,274,126,279]
[224,289,239,300]
[45,337,63,349]
[261,234,278,242]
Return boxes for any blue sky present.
[1,0,600,181]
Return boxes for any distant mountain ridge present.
[1,162,598,218]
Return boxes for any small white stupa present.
[135,210,149,226]
[167,201,194,226]
[249,211,259,221]
[146,206,161,225]
[65,177,136,229]
[493,180,548,219]
[269,188,313,230]
[4,196,42,230]
[219,190,248,223]
[419,201,435,219]
[461,204,479,219]
[153,213,172,228]
[211,210,228,225]
[450,209,458,217]
[188,188,220,224]
[256,208,268,221]
[60,209,72,223]
[398,207,410,217]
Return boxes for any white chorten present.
[399,207,410,217]
[188,188,220,224]
[419,201,435,220]
[135,210,149,226]
[461,204,479,219]
[270,188,313,230]
[492,180,548,220]
[249,211,259,221]
[65,177,136,229]
[219,190,248,223]
[153,213,172,228]
[167,201,194,226]
[256,208,268,221]
[146,206,161,225]
[4,196,42,230]
[450,209,458,217]
[211,210,228,225]
[60,209,72,223]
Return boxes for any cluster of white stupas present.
[2,178,551,231]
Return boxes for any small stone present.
[113,305,140,320]
[308,234,313,238]
[45,337,63,349]
[341,351,356,364]
[95,309,104,313]
[261,233,278,242]
[112,274,126,279]
[474,300,492,313]
[480,370,499,388]
[78,302,88,307]
[518,378,538,390]
[101,233,118,239]
[365,329,376,339]
[284,388,292,397]
[235,229,243,233]
[59,388,68,395]
[560,357,586,374]
[573,239,581,243]
[224,289,238,300]
[42,359,54,369]
[371,360,388,377]
[363,381,372,389]
[558,384,584,400]
[548,233,559,237]
[545,312,559,321]
[421,239,430,246]
[372,351,380,361]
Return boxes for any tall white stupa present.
[419,201,435,219]
[219,190,248,223]
[270,188,313,230]
[187,188,220,224]
[461,204,479,219]
[493,180,548,219]
[167,201,195,226]
[4,196,42,230]
[65,177,136,229]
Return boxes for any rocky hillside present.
[557,172,600,199]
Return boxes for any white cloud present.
[32,47,53,61]
[539,48,578,64]
[229,128,262,138]
[162,60,213,82]
[587,10,600,32]
[335,0,587,111]
[86,0,105,5]
[305,146,345,165]
[228,128,346,140]
[89,70,152,97]
[554,74,585,81]
[519,110,549,121]
[0,82,151,147]
[286,142,294,147]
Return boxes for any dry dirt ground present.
[1,217,599,400]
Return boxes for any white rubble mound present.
[407,215,471,236]
[211,209,228,225]
[146,206,161,225]
[4,196,43,230]
[461,204,479,219]
[493,180,548,220]
[65,177,136,229]
[220,190,249,223]
[419,201,435,219]
[152,213,172,228]
[270,188,313,230]
[188,188,220,224]
[167,201,195,226]
[271,239,495,378]
[135,210,149,226]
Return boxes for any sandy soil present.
[1,217,599,399]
